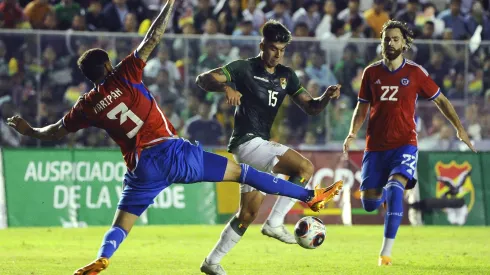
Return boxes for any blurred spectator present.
[394,0,419,31]
[363,0,390,38]
[315,0,336,38]
[337,0,363,24]
[54,0,81,30]
[305,51,337,89]
[257,0,274,14]
[123,12,139,32]
[334,44,365,106]
[446,73,465,99]
[292,0,321,34]
[218,0,243,35]
[183,100,224,146]
[194,0,215,33]
[437,0,468,40]
[329,96,353,141]
[148,69,178,105]
[464,103,482,141]
[424,51,449,91]
[70,14,87,31]
[24,0,52,29]
[213,96,234,141]
[102,0,132,32]
[144,44,181,88]
[85,0,105,31]
[42,12,58,30]
[419,124,459,150]
[414,20,435,65]
[160,93,184,132]
[265,0,293,31]
[243,0,266,32]
[465,1,490,41]
[0,0,25,28]
[232,16,259,48]
[198,40,227,73]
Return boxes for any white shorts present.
[231,137,290,194]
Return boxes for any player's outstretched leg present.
[73,207,142,275]
[200,152,342,274]
[378,174,407,266]
[263,149,315,244]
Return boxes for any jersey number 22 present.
[380,86,399,101]
[107,103,144,138]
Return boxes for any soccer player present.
[196,19,344,274]
[6,2,340,274]
[343,20,477,266]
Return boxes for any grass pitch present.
[0,225,488,275]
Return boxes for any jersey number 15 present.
[107,102,144,138]
[268,90,278,107]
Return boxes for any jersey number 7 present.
[107,102,144,138]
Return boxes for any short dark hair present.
[77,48,110,83]
[262,19,292,44]
[381,20,414,50]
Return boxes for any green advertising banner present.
[3,149,217,227]
[418,152,486,226]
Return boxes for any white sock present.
[380,237,395,256]
[266,196,297,227]
[206,222,242,264]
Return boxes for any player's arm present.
[292,85,341,115]
[196,66,242,106]
[343,101,370,153]
[433,93,477,152]
[135,0,175,62]
[6,116,69,141]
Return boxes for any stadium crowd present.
[0,0,489,149]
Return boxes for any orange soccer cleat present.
[306,180,344,212]
[73,257,110,275]
[378,256,392,266]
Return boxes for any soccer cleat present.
[378,256,392,266]
[306,180,343,212]
[200,258,227,275]
[261,222,297,244]
[73,257,109,275]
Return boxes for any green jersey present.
[222,56,305,152]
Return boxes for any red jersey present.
[62,51,177,170]
[358,59,440,151]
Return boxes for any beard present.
[383,47,403,60]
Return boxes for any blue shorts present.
[360,145,418,191]
[118,138,227,216]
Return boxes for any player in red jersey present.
[343,20,477,266]
[6,1,341,274]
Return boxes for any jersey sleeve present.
[286,68,306,97]
[62,96,91,132]
[416,65,441,101]
[116,51,147,84]
[358,67,372,103]
[221,60,246,82]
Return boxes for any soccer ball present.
[293,216,326,249]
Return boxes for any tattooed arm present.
[196,67,242,106]
[136,0,175,62]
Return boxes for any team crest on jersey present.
[280,78,287,89]
[400,77,410,86]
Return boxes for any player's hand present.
[343,133,355,155]
[6,115,32,136]
[325,84,341,99]
[457,128,477,153]
[225,88,242,106]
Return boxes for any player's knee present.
[298,158,314,179]
[238,208,259,225]
[361,198,383,212]
[389,174,408,186]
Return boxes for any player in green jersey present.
[196,20,343,274]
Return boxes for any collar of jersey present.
[382,58,406,74]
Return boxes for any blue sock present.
[97,226,128,259]
[361,189,386,212]
[239,164,313,202]
[384,180,404,239]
